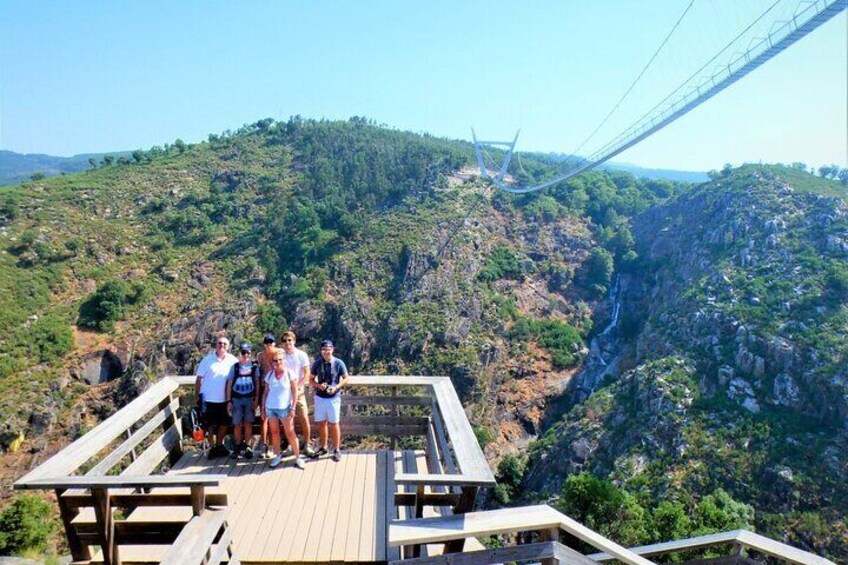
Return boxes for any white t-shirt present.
[264,369,298,410]
[195,352,238,403]
[283,347,310,391]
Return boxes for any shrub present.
[78,279,146,332]
[479,246,523,282]
[30,315,73,363]
[0,495,55,555]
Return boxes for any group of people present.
[194,330,350,470]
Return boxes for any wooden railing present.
[14,377,231,565]
[15,374,494,563]
[389,505,837,565]
[587,529,837,565]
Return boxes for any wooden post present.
[539,527,560,565]
[55,489,92,564]
[91,488,119,565]
[190,485,205,516]
[443,486,479,553]
[160,394,182,466]
[390,386,398,450]
[124,429,137,463]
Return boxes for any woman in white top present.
[262,350,306,469]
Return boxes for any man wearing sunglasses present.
[226,342,260,459]
[195,336,238,458]
[279,330,315,457]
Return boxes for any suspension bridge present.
[474,0,847,193]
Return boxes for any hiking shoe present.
[309,447,328,460]
[332,449,342,462]
[270,454,283,468]
[244,446,254,459]
[294,456,306,470]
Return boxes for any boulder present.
[80,350,125,385]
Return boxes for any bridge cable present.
[625,0,785,141]
[556,0,697,174]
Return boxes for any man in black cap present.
[309,340,349,461]
[226,342,260,458]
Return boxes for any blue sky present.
[1,1,845,171]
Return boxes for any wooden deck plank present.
[247,455,295,559]
[342,451,368,562]
[215,457,257,557]
[329,449,361,562]
[302,455,341,561]
[384,450,400,562]
[275,454,326,561]
[236,460,287,561]
[374,450,387,562]
[258,456,315,561]
[288,455,334,561]
[311,451,351,563]
[357,449,378,561]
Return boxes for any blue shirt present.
[311,357,348,399]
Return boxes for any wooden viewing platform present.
[14,375,836,565]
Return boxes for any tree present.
[88,157,97,169]
[30,172,46,181]
[584,247,614,292]
[838,168,848,186]
[102,155,114,166]
[557,472,650,547]
[132,149,145,163]
[790,162,807,171]
[0,494,55,554]
[174,138,186,153]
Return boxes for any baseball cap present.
[263,333,276,344]
[239,343,252,353]
[320,340,334,348]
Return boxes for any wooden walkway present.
[100,448,442,564]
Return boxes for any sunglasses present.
[239,351,251,355]
[273,358,285,363]
[216,342,228,346]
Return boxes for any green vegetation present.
[78,279,148,332]
[557,473,753,552]
[479,246,523,281]
[0,495,56,555]
[511,317,583,368]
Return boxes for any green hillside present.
[0,118,845,560]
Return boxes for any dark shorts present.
[231,397,256,425]
[203,401,229,428]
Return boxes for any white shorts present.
[314,395,341,424]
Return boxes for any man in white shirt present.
[195,336,238,458]
[279,330,315,457]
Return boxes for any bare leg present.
[317,421,329,449]
[216,425,227,447]
[282,417,300,458]
[330,423,341,451]
[269,418,281,455]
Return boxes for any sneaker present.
[244,446,254,460]
[270,454,283,468]
[263,447,273,460]
[304,445,316,458]
[309,447,328,460]
[294,456,306,470]
[332,449,342,462]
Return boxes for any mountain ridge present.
[0,118,845,559]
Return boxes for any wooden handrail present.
[15,378,180,486]
[586,529,837,565]
[169,373,497,489]
[390,505,655,565]
[15,474,226,490]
